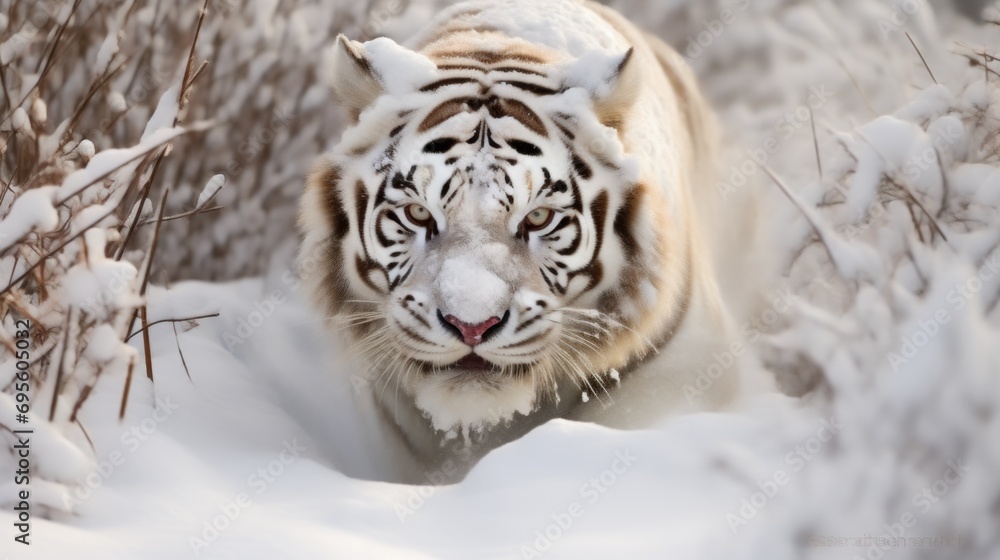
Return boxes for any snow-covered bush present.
[0,0,212,512]
[731,65,1000,560]
[0,0,372,512]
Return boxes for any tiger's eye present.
[524,208,554,230]
[405,204,433,225]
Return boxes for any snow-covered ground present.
[9,280,808,559]
[2,0,999,559]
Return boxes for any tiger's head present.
[300,32,695,432]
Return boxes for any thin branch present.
[905,32,937,85]
[124,0,211,351]
[115,0,210,260]
[956,52,1000,81]
[935,150,950,219]
[48,310,73,422]
[183,60,210,100]
[56,126,204,206]
[35,0,83,76]
[56,56,132,153]
[0,0,82,128]
[125,312,219,342]
[114,155,160,261]
[0,205,117,297]
[854,130,950,245]
[835,56,877,117]
[139,306,154,381]
[131,180,172,381]
[69,381,94,423]
[75,419,96,454]
[119,355,135,421]
[172,321,194,383]
[810,106,822,183]
[137,204,222,227]
[762,165,841,274]
[179,0,210,104]
[890,177,949,244]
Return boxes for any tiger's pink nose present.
[443,314,502,346]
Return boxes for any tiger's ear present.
[329,35,437,121]
[329,35,383,120]
[562,48,641,130]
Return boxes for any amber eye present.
[405,204,434,226]
[523,208,554,231]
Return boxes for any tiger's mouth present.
[412,353,501,374]
[449,353,497,371]
[415,353,535,378]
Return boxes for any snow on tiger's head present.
[298,32,672,431]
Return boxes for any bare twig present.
[56,126,204,206]
[905,32,938,85]
[0,206,118,297]
[115,0,211,261]
[131,180,172,381]
[854,130,950,245]
[125,312,219,342]
[75,419,96,454]
[114,155,161,261]
[810,106,822,183]
[137,205,222,227]
[119,355,136,421]
[57,57,132,153]
[835,56,877,117]
[172,321,194,383]
[0,0,83,128]
[762,165,841,275]
[890,177,950,245]
[35,0,83,75]
[956,52,1000,81]
[935,150,950,219]
[48,311,73,422]
[70,383,93,423]
[139,306,154,381]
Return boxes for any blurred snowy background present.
[0,0,998,558]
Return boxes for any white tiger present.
[299,0,753,482]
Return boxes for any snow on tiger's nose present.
[435,252,509,324]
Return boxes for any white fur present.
[299,0,765,482]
